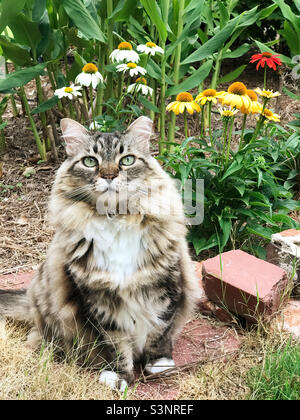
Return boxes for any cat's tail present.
[0,289,31,321]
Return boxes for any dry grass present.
[0,318,295,400]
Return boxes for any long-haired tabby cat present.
[0,116,198,391]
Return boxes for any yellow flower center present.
[146,42,157,48]
[228,82,247,96]
[222,110,235,117]
[82,63,98,74]
[136,77,147,85]
[202,89,217,97]
[176,92,193,102]
[262,52,273,58]
[118,41,133,50]
[246,89,258,102]
[64,87,73,93]
[127,62,137,68]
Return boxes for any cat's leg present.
[143,326,176,375]
[99,332,134,392]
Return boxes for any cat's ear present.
[60,118,89,156]
[126,116,153,152]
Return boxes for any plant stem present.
[10,95,18,117]
[264,65,267,90]
[104,0,114,104]
[200,105,205,139]
[167,0,184,144]
[221,119,229,163]
[239,113,248,151]
[250,98,268,143]
[81,88,89,123]
[158,0,170,154]
[89,85,96,127]
[19,86,46,161]
[208,101,213,144]
[225,117,235,166]
[183,109,188,138]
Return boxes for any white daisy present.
[54,84,82,99]
[116,62,146,77]
[137,42,164,56]
[127,77,153,97]
[110,41,140,63]
[75,63,103,88]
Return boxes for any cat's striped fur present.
[0,117,198,390]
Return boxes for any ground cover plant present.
[0,0,299,401]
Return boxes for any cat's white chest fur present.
[84,218,143,288]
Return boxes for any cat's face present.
[59,117,156,215]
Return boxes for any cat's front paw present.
[99,370,128,392]
[145,357,175,375]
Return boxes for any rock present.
[271,299,300,338]
[0,270,35,290]
[202,250,289,323]
[266,229,300,295]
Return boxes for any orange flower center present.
[202,89,217,97]
[228,82,247,96]
[263,109,273,117]
[127,62,137,68]
[118,41,133,50]
[64,87,73,93]
[82,63,98,74]
[176,92,193,102]
[136,77,147,85]
[146,42,157,48]
[246,89,258,102]
[262,52,273,58]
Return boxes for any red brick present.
[202,250,288,322]
[0,271,35,290]
[272,299,300,338]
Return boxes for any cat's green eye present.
[120,155,135,166]
[83,157,98,168]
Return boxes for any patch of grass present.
[246,339,300,400]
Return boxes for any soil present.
[0,62,299,274]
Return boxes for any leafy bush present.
[159,112,300,257]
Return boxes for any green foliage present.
[247,339,300,400]
[159,124,300,256]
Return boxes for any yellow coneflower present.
[218,82,252,112]
[219,107,239,119]
[195,89,223,106]
[166,92,200,115]
[260,108,280,122]
[255,87,281,99]
[240,89,262,114]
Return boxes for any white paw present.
[99,370,128,392]
[145,358,175,375]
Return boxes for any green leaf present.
[217,64,247,85]
[31,95,59,114]
[140,0,167,42]
[8,13,42,55]
[62,0,106,42]
[166,60,213,96]
[247,225,274,240]
[283,87,300,101]
[138,94,159,113]
[220,160,243,181]
[0,36,32,66]
[0,0,27,34]
[182,7,259,65]
[0,63,47,92]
